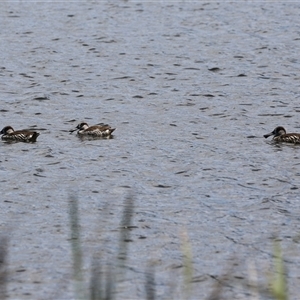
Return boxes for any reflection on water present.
[1,1,300,299]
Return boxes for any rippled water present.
[1,1,300,299]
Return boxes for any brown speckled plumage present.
[71,122,115,137]
[0,126,40,143]
[264,126,300,143]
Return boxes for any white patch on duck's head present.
[0,126,14,134]
[76,122,89,130]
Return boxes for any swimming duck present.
[70,122,116,137]
[0,126,40,143]
[264,126,300,143]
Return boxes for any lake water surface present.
[1,1,300,299]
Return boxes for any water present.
[1,1,300,299]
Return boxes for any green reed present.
[66,195,290,300]
[0,236,8,300]
[269,240,288,300]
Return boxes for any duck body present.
[264,126,300,143]
[72,122,115,137]
[0,126,40,143]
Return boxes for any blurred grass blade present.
[90,257,102,300]
[145,264,155,300]
[105,264,113,300]
[117,195,134,273]
[270,240,288,300]
[180,229,193,300]
[69,195,85,299]
[0,236,8,300]
[247,260,259,300]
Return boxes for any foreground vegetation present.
[0,195,289,299]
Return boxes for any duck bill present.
[69,128,77,134]
[263,132,274,139]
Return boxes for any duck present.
[264,126,300,143]
[70,122,116,137]
[0,126,40,143]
